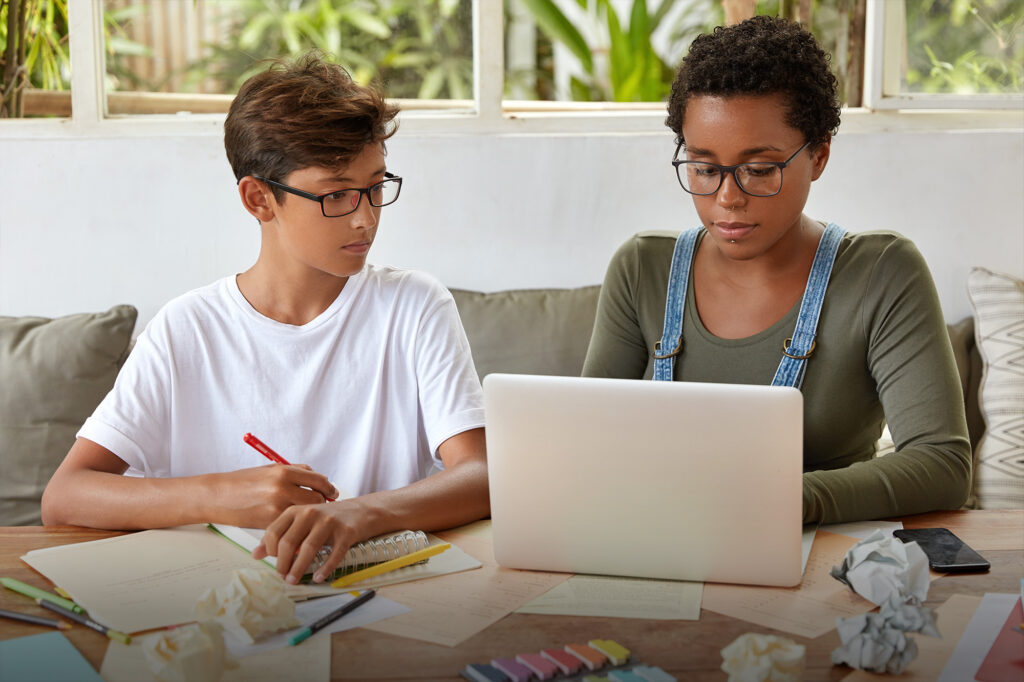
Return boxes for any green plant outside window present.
[3,0,1021,118]
[903,0,1022,95]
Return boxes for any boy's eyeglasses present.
[254,173,402,217]
[671,142,810,197]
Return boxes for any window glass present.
[902,0,1022,95]
[102,0,474,115]
[504,0,718,104]
[503,0,865,107]
[0,0,71,118]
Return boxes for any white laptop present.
[484,373,804,587]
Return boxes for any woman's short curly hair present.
[665,15,840,147]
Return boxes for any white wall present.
[1,124,1022,331]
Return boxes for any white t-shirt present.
[78,264,485,496]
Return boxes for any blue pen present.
[289,589,376,645]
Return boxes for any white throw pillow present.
[966,267,1024,509]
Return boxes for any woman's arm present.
[583,235,657,379]
[802,237,971,523]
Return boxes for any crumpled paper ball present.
[720,632,806,682]
[195,568,301,644]
[831,595,940,674]
[142,621,238,682]
[829,530,930,606]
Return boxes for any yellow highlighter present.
[330,542,451,588]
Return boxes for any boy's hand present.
[253,499,374,584]
[210,464,339,528]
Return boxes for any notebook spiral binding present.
[313,530,430,575]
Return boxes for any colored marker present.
[289,589,375,645]
[330,542,451,588]
[36,599,130,644]
[0,608,70,630]
[1,577,83,614]
[243,432,289,464]
[243,433,335,501]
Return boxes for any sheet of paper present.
[937,592,1019,682]
[101,627,330,682]
[515,573,702,620]
[702,530,874,639]
[223,591,408,657]
[840,593,982,681]
[0,631,105,682]
[21,525,281,633]
[823,520,904,540]
[800,521,904,575]
[801,527,816,573]
[361,520,571,646]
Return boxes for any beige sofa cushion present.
[0,306,136,525]
[450,286,601,381]
[966,267,1024,509]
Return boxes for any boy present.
[41,53,489,585]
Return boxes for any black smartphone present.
[893,528,990,573]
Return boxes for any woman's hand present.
[208,464,339,529]
[253,499,376,584]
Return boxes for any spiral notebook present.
[209,524,478,586]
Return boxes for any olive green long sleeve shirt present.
[582,229,971,524]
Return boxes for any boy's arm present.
[254,427,488,584]
[41,437,339,529]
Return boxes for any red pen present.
[243,432,290,465]
[243,433,335,501]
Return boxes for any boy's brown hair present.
[224,51,399,198]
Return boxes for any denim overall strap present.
[770,223,846,389]
[653,228,701,381]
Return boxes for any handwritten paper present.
[803,521,905,573]
[516,574,702,620]
[362,520,571,646]
[702,531,874,639]
[101,627,330,682]
[22,525,279,633]
[223,591,408,658]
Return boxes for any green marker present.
[1,577,84,614]
[36,599,131,644]
[289,589,376,646]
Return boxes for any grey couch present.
[0,287,987,525]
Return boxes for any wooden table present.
[2,511,1021,681]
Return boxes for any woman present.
[582,16,970,524]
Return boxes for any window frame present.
[1,0,1021,139]
[863,0,1023,111]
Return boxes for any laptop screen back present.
[484,373,803,587]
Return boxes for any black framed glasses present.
[254,172,402,217]
[671,141,811,197]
